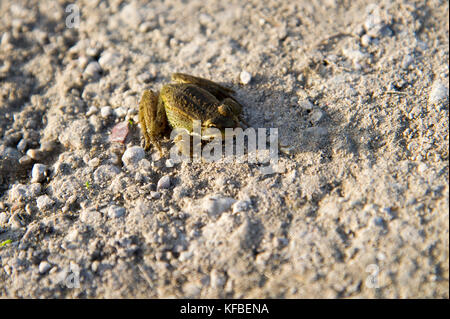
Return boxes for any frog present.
[138,73,247,154]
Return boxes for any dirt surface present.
[0,0,448,298]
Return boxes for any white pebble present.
[122,146,145,166]
[108,205,126,218]
[114,106,128,118]
[232,200,250,213]
[202,195,236,216]
[428,80,448,105]
[240,70,252,85]
[298,99,314,111]
[39,261,51,274]
[26,148,43,160]
[165,159,174,168]
[100,106,113,118]
[84,61,102,78]
[36,195,55,212]
[98,51,120,70]
[86,106,98,116]
[310,109,324,124]
[360,34,372,47]
[31,163,47,183]
[157,175,171,190]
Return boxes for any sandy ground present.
[0,0,448,298]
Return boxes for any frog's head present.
[203,104,241,131]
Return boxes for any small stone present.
[232,200,250,213]
[100,106,113,118]
[310,109,324,124]
[16,139,27,153]
[360,34,372,47]
[109,121,129,143]
[0,212,8,224]
[19,155,33,166]
[202,195,236,216]
[240,70,252,85]
[31,163,47,183]
[36,195,55,212]
[114,106,128,118]
[8,183,41,202]
[428,80,448,105]
[165,159,174,168]
[79,209,102,224]
[98,51,121,70]
[86,106,98,116]
[39,261,51,274]
[108,205,126,218]
[298,99,314,111]
[40,141,56,152]
[26,148,44,160]
[93,165,121,184]
[150,191,161,199]
[88,157,100,168]
[157,175,171,190]
[59,119,93,150]
[84,61,102,79]
[91,261,100,272]
[122,146,145,166]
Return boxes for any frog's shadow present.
[226,74,334,157]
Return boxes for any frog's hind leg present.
[138,90,168,153]
[171,73,235,101]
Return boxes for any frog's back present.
[161,84,220,131]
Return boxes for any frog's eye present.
[217,105,231,116]
[207,123,216,128]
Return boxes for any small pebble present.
[114,106,128,118]
[240,70,252,85]
[165,159,174,168]
[39,261,51,274]
[84,61,102,79]
[232,200,250,213]
[298,99,314,111]
[202,195,236,216]
[36,195,55,212]
[98,51,120,70]
[109,121,129,143]
[360,34,372,47]
[428,80,448,105]
[108,205,126,218]
[19,155,33,166]
[122,146,145,166]
[86,106,98,116]
[310,109,324,124]
[150,191,161,199]
[16,139,27,153]
[26,148,43,161]
[100,106,113,118]
[157,175,171,190]
[88,157,100,168]
[0,212,8,224]
[31,163,47,183]
[40,141,56,152]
